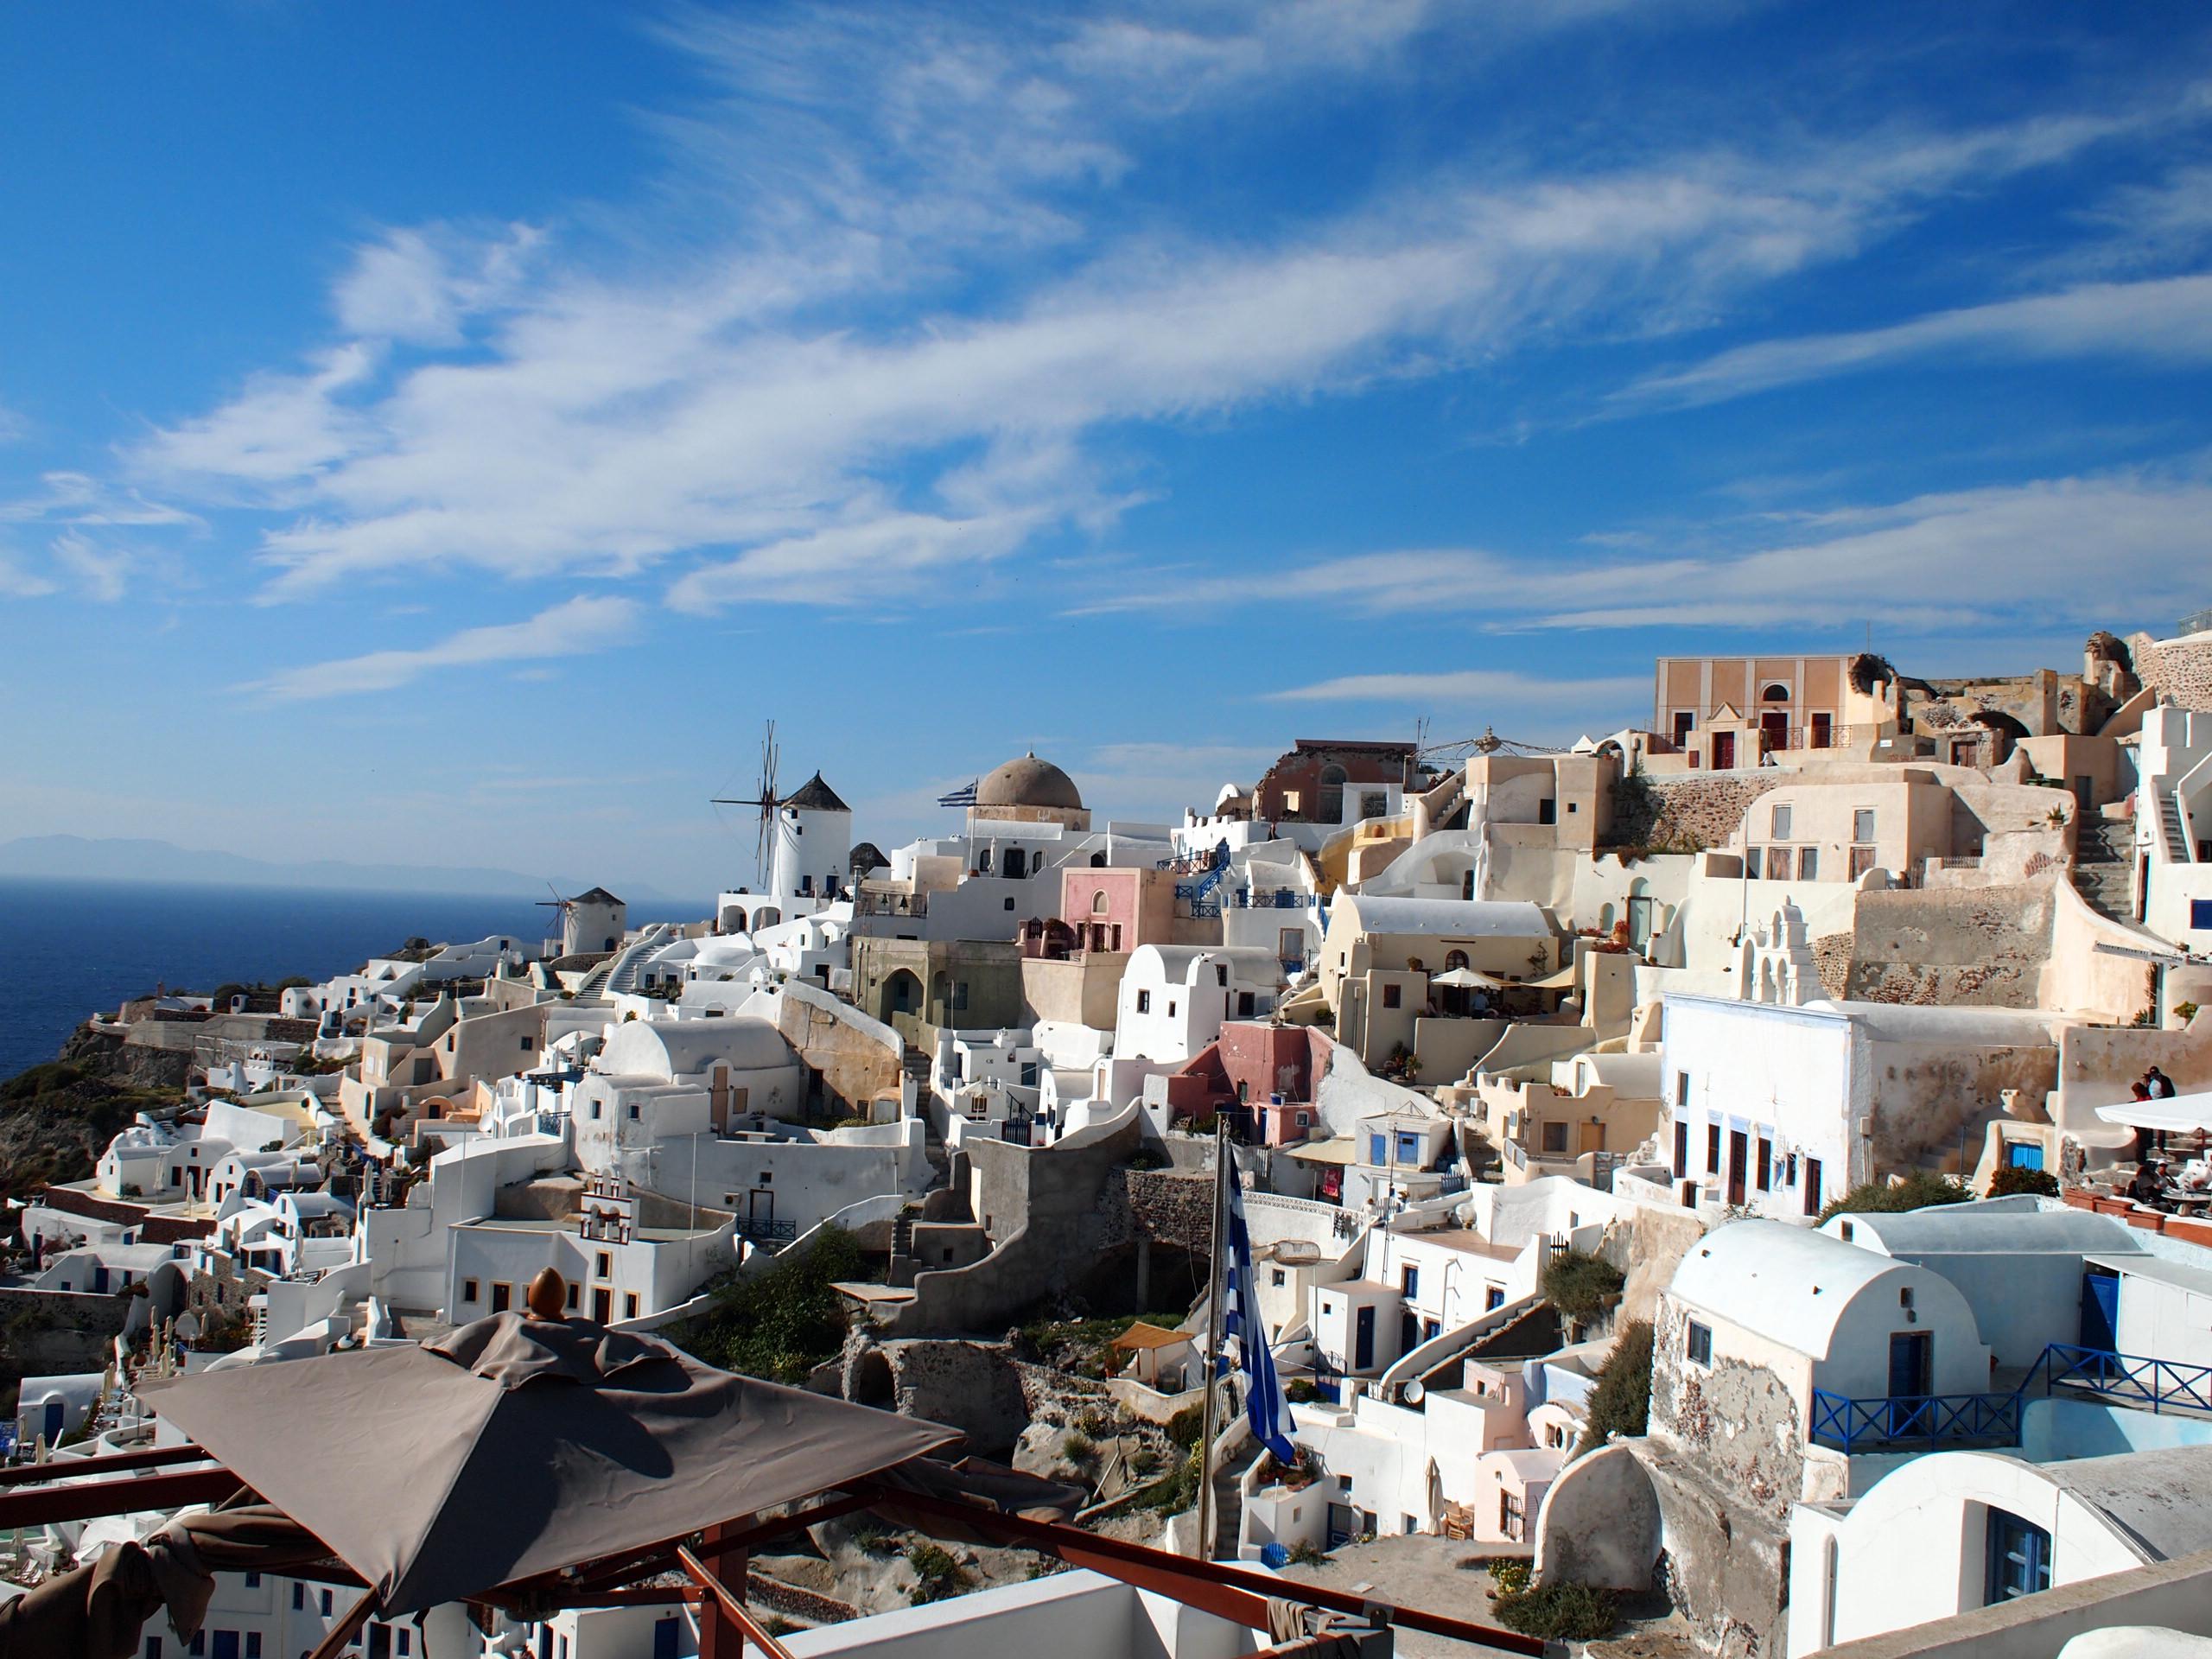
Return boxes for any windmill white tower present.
[772,772,854,908]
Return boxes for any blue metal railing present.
[1810,1388,2023,1452]
[2039,1344,2212,1414]
[1808,1341,2212,1452]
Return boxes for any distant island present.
[0,834,683,906]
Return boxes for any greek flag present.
[937,779,978,807]
[1219,1162,1299,1465]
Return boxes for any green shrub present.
[1987,1165,2059,1198]
[848,1519,896,1557]
[1541,1249,1625,1321]
[1064,1432,1094,1461]
[1166,1405,1205,1447]
[1286,1541,1331,1567]
[1284,1377,1319,1402]
[1130,1446,1160,1477]
[1141,1445,1204,1514]
[1491,1580,1618,1641]
[1488,1559,1532,1595]
[906,1541,971,1605]
[663,1226,867,1382]
[1076,1407,1111,1437]
[1818,1168,1971,1223]
[1577,1320,1654,1455]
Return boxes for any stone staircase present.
[2070,818,2134,919]
[1207,1435,1266,1560]
[581,922,672,996]
[2161,790,2192,863]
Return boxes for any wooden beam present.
[546,1489,879,1599]
[0,1468,251,1529]
[0,1443,211,1487]
[850,1482,1547,1656]
[679,1543,798,1659]
[303,1592,376,1659]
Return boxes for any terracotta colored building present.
[1159,1022,1335,1144]
[1251,740,1417,824]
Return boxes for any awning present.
[1285,1137,1357,1165]
[1430,967,1507,989]
[1525,963,1581,989]
[2096,1091,2212,1135]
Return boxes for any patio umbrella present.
[1429,967,1508,989]
[2095,1091,2212,1135]
[141,1310,964,1617]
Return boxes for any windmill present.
[535,880,576,950]
[710,720,785,887]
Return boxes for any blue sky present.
[4,2,2211,898]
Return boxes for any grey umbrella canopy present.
[148,1313,963,1616]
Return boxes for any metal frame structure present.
[1808,1340,2212,1452]
[0,1445,1550,1658]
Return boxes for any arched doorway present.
[884,970,922,1016]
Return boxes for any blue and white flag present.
[1219,1161,1300,1465]
[937,779,979,807]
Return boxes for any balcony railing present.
[2040,1343,2212,1414]
[1808,1342,2212,1453]
[1809,1388,2024,1452]
[734,1217,798,1246]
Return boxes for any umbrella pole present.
[680,1537,795,1659]
[304,1592,376,1659]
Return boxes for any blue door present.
[1354,1306,1375,1370]
[2081,1270,2120,1351]
[1887,1332,1931,1435]
[652,1618,680,1659]
[212,1634,240,1659]
[2007,1143,2044,1171]
[41,1400,63,1443]
[1986,1510,2051,1604]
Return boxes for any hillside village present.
[9,616,2212,1659]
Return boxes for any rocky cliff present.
[0,1025,191,1200]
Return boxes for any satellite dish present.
[1403,1379,1425,1406]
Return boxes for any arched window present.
[1761,683,1791,702]
[1445,950,1469,972]
[1318,763,1348,823]
[1090,889,1110,914]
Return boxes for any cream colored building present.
[1652,654,1895,771]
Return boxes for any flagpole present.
[1195,1117,1229,1560]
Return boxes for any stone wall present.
[1812,932,1853,1001]
[1842,884,2054,1007]
[1643,1304,1802,1656]
[0,1287,132,1405]
[2131,630,2212,712]
[769,982,903,1113]
[880,1116,1141,1337]
[1647,1307,1806,1529]
[1646,775,1785,853]
[868,1336,1033,1456]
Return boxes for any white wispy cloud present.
[1098,463,2212,639]
[117,3,2174,613]
[1621,273,2212,407]
[49,531,131,603]
[1268,668,1647,720]
[0,548,57,599]
[333,223,543,346]
[243,594,640,701]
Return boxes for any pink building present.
[1165,1022,1335,1145]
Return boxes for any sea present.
[0,878,691,1084]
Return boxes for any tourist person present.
[2146,1066,2177,1100]
[2128,1161,2165,1205]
